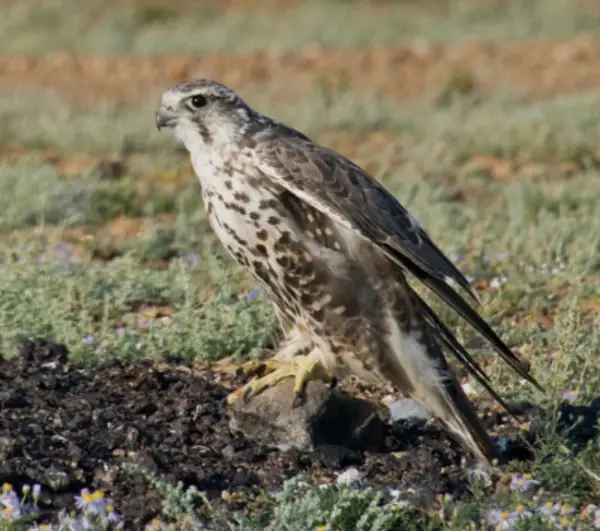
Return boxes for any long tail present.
[426,353,500,463]
[383,313,499,462]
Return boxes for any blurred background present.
[0,0,599,373]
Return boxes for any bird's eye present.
[190,95,208,109]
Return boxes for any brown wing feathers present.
[261,137,542,396]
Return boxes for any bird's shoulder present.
[251,125,423,245]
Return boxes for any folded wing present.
[254,136,542,392]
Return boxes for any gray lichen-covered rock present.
[227,378,386,452]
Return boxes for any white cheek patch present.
[172,121,208,156]
[173,127,184,143]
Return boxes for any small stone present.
[335,467,363,487]
[387,399,431,422]
[228,378,386,452]
[0,437,14,461]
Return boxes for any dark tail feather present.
[435,368,500,463]
[416,293,521,423]
[398,255,543,392]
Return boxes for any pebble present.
[386,399,432,422]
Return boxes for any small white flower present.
[489,275,508,289]
[82,334,96,344]
[335,467,363,488]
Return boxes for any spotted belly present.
[204,183,408,368]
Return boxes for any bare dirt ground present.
[1,39,600,106]
[0,339,553,528]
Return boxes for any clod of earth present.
[0,339,595,528]
[228,378,387,452]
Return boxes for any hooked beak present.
[155,106,177,131]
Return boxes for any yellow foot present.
[226,354,334,408]
[234,359,282,378]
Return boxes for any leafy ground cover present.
[1,0,600,529]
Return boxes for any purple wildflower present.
[486,508,516,529]
[73,488,122,527]
[106,503,122,524]
[509,473,540,493]
[1,488,21,521]
[243,289,261,302]
[0,483,39,522]
[466,462,492,486]
[486,504,536,530]
[562,389,582,402]
[82,334,96,344]
[51,242,75,264]
[511,504,532,520]
[74,488,92,511]
[180,252,200,271]
[538,500,558,520]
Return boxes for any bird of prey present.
[156,79,542,463]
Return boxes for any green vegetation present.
[2,83,600,527]
[1,0,600,528]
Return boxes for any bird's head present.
[155,79,259,150]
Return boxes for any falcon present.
[155,79,542,462]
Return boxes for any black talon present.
[291,387,307,408]
[242,387,253,403]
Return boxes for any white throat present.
[172,120,241,195]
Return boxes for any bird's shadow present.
[481,397,600,463]
[382,397,600,466]
[510,396,600,460]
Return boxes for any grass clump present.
[0,254,277,364]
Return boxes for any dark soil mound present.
[0,339,549,529]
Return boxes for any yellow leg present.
[226,351,334,407]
